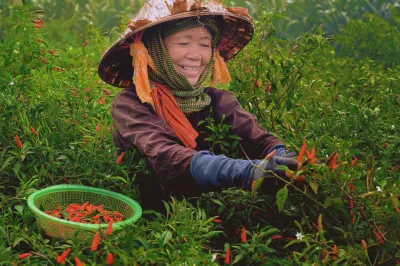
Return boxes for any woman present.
[98,0,299,202]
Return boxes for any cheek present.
[202,50,213,65]
[167,47,183,64]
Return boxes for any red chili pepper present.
[224,247,230,264]
[349,199,354,209]
[33,21,44,28]
[103,89,111,96]
[212,218,222,223]
[91,232,99,251]
[96,124,100,132]
[329,153,338,170]
[15,135,23,149]
[30,127,39,135]
[116,152,125,164]
[39,57,48,64]
[264,83,271,93]
[97,96,105,105]
[19,253,31,260]
[373,229,385,245]
[106,220,113,235]
[332,244,338,260]
[348,178,355,191]
[310,147,316,164]
[82,40,89,47]
[56,248,71,264]
[351,157,358,167]
[266,149,277,160]
[297,138,307,164]
[49,50,57,55]
[271,235,283,240]
[106,252,114,265]
[241,227,247,243]
[74,257,83,266]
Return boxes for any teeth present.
[181,66,199,71]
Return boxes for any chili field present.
[0,1,399,265]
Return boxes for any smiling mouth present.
[178,65,200,71]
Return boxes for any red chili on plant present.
[297,138,307,164]
[329,152,338,169]
[212,218,222,223]
[224,247,231,264]
[56,248,71,264]
[351,157,358,167]
[15,135,22,149]
[241,227,247,243]
[116,152,125,164]
[106,252,114,265]
[19,253,31,260]
[30,126,39,135]
[74,257,83,266]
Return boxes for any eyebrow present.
[177,35,212,40]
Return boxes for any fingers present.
[274,156,299,171]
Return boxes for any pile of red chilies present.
[44,202,124,224]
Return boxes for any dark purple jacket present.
[111,86,283,198]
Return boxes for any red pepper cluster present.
[44,202,124,224]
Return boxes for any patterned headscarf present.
[143,17,220,115]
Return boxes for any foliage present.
[0,1,399,266]
[335,13,400,66]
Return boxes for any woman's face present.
[163,27,212,86]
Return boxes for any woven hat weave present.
[98,0,254,88]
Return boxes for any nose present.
[185,51,201,61]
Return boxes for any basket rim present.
[27,184,142,231]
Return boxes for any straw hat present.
[98,0,254,88]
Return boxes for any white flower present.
[9,81,14,86]
[295,232,304,240]
[392,125,395,130]
[212,254,217,261]
[377,186,382,192]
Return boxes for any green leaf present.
[232,252,244,264]
[309,182,319,194]
[160,231,172,246]
[14,205,24,215]
[276,186,288,212]
[13,236,29,247]
[251,177,264,194]
[210,199,224,206]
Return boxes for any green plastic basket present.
[27,185,142,240]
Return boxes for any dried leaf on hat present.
[129,19,152,31]
[227,7,249,17]
[165,0,188,15]
[189,0,202,11]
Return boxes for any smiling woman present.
[98,0,301,203]
[163,27,212,86]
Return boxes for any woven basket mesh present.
[28,185,141,240]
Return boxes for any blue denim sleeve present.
[190,151,260,192]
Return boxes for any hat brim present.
[98,11,254,88]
